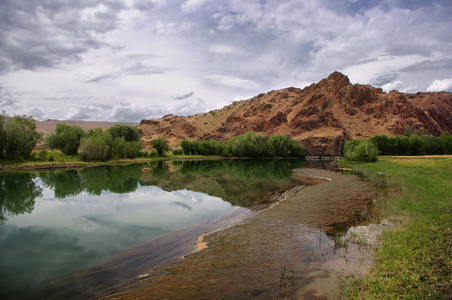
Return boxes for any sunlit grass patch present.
[341,157,452,299]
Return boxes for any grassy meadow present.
[342,156,452,299]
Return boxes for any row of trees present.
[369,132,452,156]
[342,131,452,162]
[178,132,307,158]
[46,124,143,161]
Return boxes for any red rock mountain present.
[139,72,452,156]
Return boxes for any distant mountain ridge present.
[138,72,452,156]
[35,120,139,136]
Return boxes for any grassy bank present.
[341,157,452,299]
[0,150,207,171]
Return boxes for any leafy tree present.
[78,130,112,161]
[180,139,190,155]
[45,123,84,155]
[343,139,378,162]
[151,136,170,156]
[199,139,220,155]
[269,135,306,157]
[0,113,42,159]
[369,134,392,155]
[420,134,442,155]
[438,131,452,154]
[106,124,140,142]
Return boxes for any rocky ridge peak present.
[138,72,452,156]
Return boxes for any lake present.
[0,159,321,299]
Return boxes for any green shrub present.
[150,136,170,156]
[172,148,184,155]
[343,139,379,162]
[106,125,140,142]
[78,131,112,161]
[0,113,43,159]
[45,123,84,155]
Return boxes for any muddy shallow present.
[101,168,377,300]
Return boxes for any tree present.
[78,130,112,161]
[269,135,306,157]
[45,123,84,155]
[343,139,378,162]
[438,131,452,154]
[106,124,140,142]
[0,113,42,159]
[151,136,170,156]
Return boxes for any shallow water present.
[0,159,312,299]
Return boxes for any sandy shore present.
[103,168,378,300]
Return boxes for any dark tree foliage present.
[0,113,42,159]
[78,130,112,161]
[106,125,140,142]
[369,132,452,156]
[0,173,42,224]
[39,170,82,199]
[151,136,170,156]
[220,132,306,158]
[45,123,84,155]
[78,128,142,161]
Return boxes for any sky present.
[0,0,451,122]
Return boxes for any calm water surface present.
[0,159,312,299]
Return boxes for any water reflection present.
[0,159,308,299]
[0,173,43,224]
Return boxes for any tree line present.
[177,131,306,158]
[343,131,452,162]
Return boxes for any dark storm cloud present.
[369,73,399,86]
[401,58,452,72]
[0,0,129,74]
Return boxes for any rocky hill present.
[139,72,452,156]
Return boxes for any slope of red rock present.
[139,72,452,156]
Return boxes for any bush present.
[343,139,379,162]
[151,136,170,156]
[0,113,43,159]
[220,132,306,158]
[438,131,452,154]
[106,125,140,142]
[45,123,84,155]
[172,148,183,155]
[269,135,306,157]
[78,131,112,161]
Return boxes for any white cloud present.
[1,0,451,121]
[65,105,102,120]
[381,80,404,92]
[427,78,452,92]
[171,99,207,116]
[204,75,260,90]
[181,0,213,13]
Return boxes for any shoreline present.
[104,167,380,299]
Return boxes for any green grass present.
[341,157,452,299]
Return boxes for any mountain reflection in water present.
[0,159,310,299]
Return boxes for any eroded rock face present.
[138,72,452,156]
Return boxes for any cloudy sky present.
[0,0,451,122]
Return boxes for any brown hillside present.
[139,72,452,156]
[35,120,139,136]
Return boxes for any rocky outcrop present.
[138,72,452,156]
